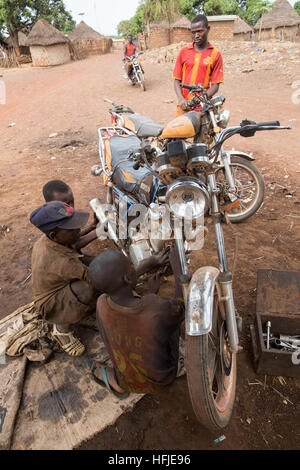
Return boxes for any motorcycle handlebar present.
[180,83,203,91]
[256,121,280,127]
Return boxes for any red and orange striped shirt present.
[173,42,224,101]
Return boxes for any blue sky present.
[63,0,141,36]
[63,0,298,36]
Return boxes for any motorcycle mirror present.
[91,165,103,176]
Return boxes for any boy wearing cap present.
[42,179,98,252]
[30,201,97,356]
[30,201,169,357]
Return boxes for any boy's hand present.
[149,247,170,269]
[148,273,160,294]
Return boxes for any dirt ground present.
[0,46,299,450]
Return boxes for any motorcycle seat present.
[122,113,164,138]
[107,134,156,204]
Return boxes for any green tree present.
[179,0,205,19]
[294,1,300,16]
[204,0,240,15]
[243,0,272,26]
[0,0,75,56]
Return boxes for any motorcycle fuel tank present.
[161,111,201,139]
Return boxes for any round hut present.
[148,21,170,49]
[170,16,192,44]
[26,19,70,67]
[254,0,300,41]
[68,21,111,57]
[5,32,31,56]
[234,16,254,41]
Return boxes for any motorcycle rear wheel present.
[216,156,264,223]
[186,291,237,430]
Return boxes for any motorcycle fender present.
[226,150,255,162]
[186,266,220,336]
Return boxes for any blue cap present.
[30,201,89,233]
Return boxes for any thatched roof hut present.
[149,20,170,31]
[6,32,28,48]
[26,19,70,66]
[149,20,170,49]
[26,19,68,47]
[171,16,191,29]
[5,31,31,56]
[170,16,192,44]
[68,21,102,42]
[254,0,300,29]
[234,16,254,40]
[68,21,112,57]
[234,17,253,34]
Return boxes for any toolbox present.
[250,269,300,378]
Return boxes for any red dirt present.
[0,50,299,450]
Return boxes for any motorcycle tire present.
[216,156,265,224]
[186,290,237,431]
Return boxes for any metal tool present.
[266,321,271,349]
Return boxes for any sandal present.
[52,324,85,357]
[91,363,129,400]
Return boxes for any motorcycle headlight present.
[166,177,209,220]
[217,109,230,129]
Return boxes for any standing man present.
[173,14,224,116]
[123,34,137,79]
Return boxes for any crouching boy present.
[30,201,98,356]
[88,246,184,398]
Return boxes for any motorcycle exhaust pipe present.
[89,198,127,256]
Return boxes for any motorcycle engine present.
[186,143,209,176]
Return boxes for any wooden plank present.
[256,269,300,315]
[0,357,27,450]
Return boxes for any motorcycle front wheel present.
[216,156,265,223]
[138,72,146,91]
[186,291,237,430]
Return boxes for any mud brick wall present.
[149,29,170,49]
[208,21,234,40]
[255,26,300,41]
[170,28,192,44]
[30,44,70,67]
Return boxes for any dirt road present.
[0,49,299,450]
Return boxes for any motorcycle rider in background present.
[123,34,137,80]
[173,14,224,116]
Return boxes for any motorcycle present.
[123,52,146,91]
[104,85,266,223]
[90,114,290,430]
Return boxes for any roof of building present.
[234,16,254,34]
[171,16,191,29]
[254,0,300,30]
[68,21,102,42]
[207,15,238,22]
[149,20,170,30]
[26,19,69,46]
[5,31,28,47]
